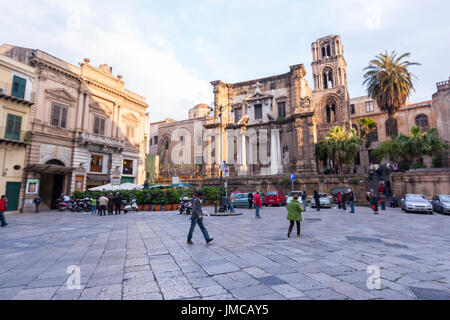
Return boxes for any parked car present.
[287,191,304,205]
[231,193,252,208]
[401,194,433,214]
[310,193,332,208]
[330,186,351,204]
[431,195,450,214]
[265,190,287,207]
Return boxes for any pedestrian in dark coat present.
[114,193,123,215]
[107,193,114,215]
[187,192,214,245]
[369,189,379,214]
[313,191,320,211]
[248,192,254,209]
[341,192,347,212]
[33,195,43,213]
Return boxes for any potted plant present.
[152,190,163,211]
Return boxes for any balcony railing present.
[75,131,126,149]
[0,80,33,102]
[437,79,450,91]
[0,127,30,145]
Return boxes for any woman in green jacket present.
[287,195,303,238]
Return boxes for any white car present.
[311,193,332,208]
[401,194,433,214]
[287,191,305,205]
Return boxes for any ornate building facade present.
[0,45,149,211]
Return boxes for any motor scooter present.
[123,198,139,214]
[179,197,192,215]
[56,198,68,212]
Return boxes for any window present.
[165,140,169,150]
[51,104,67,128]
[11,75,26,99]
[180,136,185,146]
[254,104,263,120]
[154,136,158,145]
[278,102,286,118]
[385,119,398,136]
[234,108,242,124]
[350,104,355,115]
[325,103,336,123]
[126,126,135,141]
[323,68,333,89]
[123,159,133,175]
[415,114,429,131]
[94,117,105,135]
[5,114,22,141]
[368,124,378,142]
[365,101,374,113]
[90,155,103,173]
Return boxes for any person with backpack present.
[347,189,355,213]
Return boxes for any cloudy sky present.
[1,0,449,121]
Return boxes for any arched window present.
[325,103,337,123]
[326,45,331,57]
[322,67,334,89]
[322,47,326,58]
[415,114,429,131]
[165,140,169,150]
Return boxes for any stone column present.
[76,91,84,130]
[82,93,90,131]
[238,129,247,176]
[270,128,281,175]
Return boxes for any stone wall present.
[390,169,450,200]
[156,174,368,203]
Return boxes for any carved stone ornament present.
[300,96,313,109]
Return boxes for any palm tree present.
[325,126,363,173]
[363,51,420,137]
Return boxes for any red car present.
[265,190,287,207]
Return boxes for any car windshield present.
[289,192,302,197]
[319,194,328,198]
[406,195,426,200]
[440,195,450,202]
[267,192,278,196]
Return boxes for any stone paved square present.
[1,206,450,300]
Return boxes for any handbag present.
[371,205,376,211]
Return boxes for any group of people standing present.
[91,193,123,216]
[367,182,392,214]
[334,189,356,213]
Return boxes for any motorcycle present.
[179,197,192,215]
[123,198,139,214]
[83,197,92,212]
[56,198,68,212]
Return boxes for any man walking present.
[348,189,355,213]
[33,195,43,213]
[248,192,253,209]
[114,193,123,215]
[0,195,8,227]
[187,192,214,245]
[254,190,262,219]
[313,191,320,211]
[98,193,108,216]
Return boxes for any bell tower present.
[311,34,347,91]
[311,35,351,137]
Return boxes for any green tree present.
[374,126,448,169]
[323,126,363,174]
[363,51,420,137]
[358,117,377,148]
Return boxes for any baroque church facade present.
[202,34,350,178]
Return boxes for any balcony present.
[75,131,126,151]
[0,127,30,147]
[0,80,34,104]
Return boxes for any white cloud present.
[0,0,212,121]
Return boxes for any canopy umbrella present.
[88,184,120,191]
[119,183,143,191]
[169,182,193,188]
[147,184,172,189]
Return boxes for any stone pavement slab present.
[1,206,450,300]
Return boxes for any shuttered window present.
[5,114,22,141]
[94,117,106,135]
[51,104,68,128]
[11,76,26,99]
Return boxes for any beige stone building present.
[0,54,34,213]
[0,45,149,211]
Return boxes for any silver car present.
[401,194,433,214]
[311,193,332,208]
[431,195,450,215]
